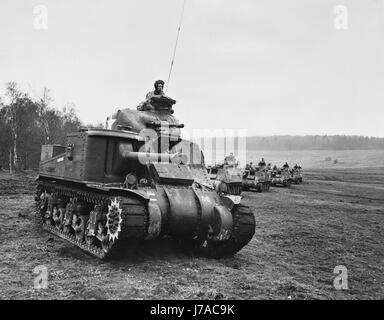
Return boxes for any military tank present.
[290,166,303,184]
[242,166,271,192]
[206,162,243,196]
[270,167,292,187]
[35,96,255,259]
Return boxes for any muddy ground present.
[0,167,383,300]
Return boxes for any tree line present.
[246,135,384,151]
[0,82,86,173]
[1,82,383,172]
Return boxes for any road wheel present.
[53,207,65,231]
[72,214,88,242]
[85,220,96,246]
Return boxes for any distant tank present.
[207,162,243,196]
[242,166,271,192]
[35,95,255,259]
[270,167,291,187]
[290,166,303,184]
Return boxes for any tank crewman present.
[147,80,165,99]
[245,161,253,170]
[224,152,237,166]
[282,162,290,170]
[272,165,277,171]
[266,163,272,171]
[138,80,165,111]
[258,158,266,168]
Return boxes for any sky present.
[0,0,383,137]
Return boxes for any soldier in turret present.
[258,158,266,168]
[138,80,166,111]
[245,161,254,170]
[147,80,165,99]
[224,152,237,166]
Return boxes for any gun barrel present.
[122,151,187,164]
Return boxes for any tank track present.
[196,204,255,258]
[35,181,148,260]
[36,182,255,260]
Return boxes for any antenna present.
[165,0,187,93]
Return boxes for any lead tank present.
[35,96,255,259]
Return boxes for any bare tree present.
[4,82,24,173]
[37,87,53,144]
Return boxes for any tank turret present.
[113,96,180,132]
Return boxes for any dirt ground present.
[0,167,383,300]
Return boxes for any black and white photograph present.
[0,0,383,307]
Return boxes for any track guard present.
[220,194,242,212]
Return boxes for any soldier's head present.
[154,80,165,94]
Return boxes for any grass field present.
[204,149,384,169]
[0,151,383,300]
